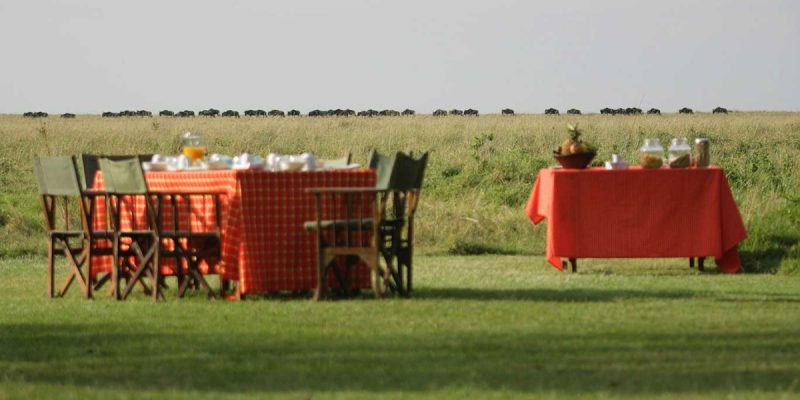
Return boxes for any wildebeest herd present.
[21,106,731,118]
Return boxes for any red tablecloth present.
[93,169,376,294]
[525,166,747,273]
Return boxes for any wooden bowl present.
[553,152,596,169]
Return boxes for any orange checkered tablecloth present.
[93,168,376,294]
[525,166,747,273]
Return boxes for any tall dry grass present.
[2,112,799,272]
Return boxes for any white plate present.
[142,162,168,171]
[208,161,231,170]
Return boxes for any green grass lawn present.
[1,256,799,399]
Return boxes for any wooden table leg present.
[689,258,695,268]
[569,258,577,273]
[698,257,705,272]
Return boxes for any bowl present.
[553,152,596,169]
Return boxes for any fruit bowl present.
[553,152,596,169]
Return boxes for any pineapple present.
[560,124,584,155]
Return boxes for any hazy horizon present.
[1,0,798,114]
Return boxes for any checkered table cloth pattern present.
[93,169,376,295]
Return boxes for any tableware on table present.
[604,153,629,170]
[233,153,264,169]
[668,138,691,168]
[302,152,316,171]
[142,161,168,171]
[207,153,233,170]
[181,132,206,164]
[693,138,710,167]
[280,156,305,172]
[639,138,664,168]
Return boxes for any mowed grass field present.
[2,255,800,399]
[1,112,800,398]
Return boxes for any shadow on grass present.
[1,323,798,396]
[740,234,799,274]
[416,287,697,302]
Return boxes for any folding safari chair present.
[32,155,90,298]
[80,154,153,190]
[304,150,428,300]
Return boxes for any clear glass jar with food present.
[693,138,710,167]
[668,137,691,168]
[181,132,206,164]
[639,138,664,168]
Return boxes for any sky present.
[1,0,798,114]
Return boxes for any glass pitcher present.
[181,132,206,164]
[639,138,664,169]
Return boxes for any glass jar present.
[668,138,691,168]
[181,132,206,164]
[639,138,664,169]
[693,138,710,167]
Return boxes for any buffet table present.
[93,169,376,295]
[525,166,747,273]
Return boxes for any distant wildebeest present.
[614,108,626,115]
[567,108,581,115]
[647,108,661,115]
[627,107,642,115]
[449,109,463,116]
[600,107,613,115]
[713,106,728,114]
[137,110,152,117]
[544,108,559,115]
[268,109,285,117]
[679,107,694,114]
[61,113,76,118]
[221,110,240,117]
[199,108,219,117]
[308,109,323,117]
[464,109,479,116]
[501,108,514,115]
[402,109,415,116]
[24,111,49,118]
[176,110,195,117]
[288,109,301,116]
[159,110,174,117]
[102,111,119,118]
[380,109,400,116]
[433,109,447,116]
[357,110,368,117]
[244,110,255,117]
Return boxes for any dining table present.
[92,167,377,296]
[525,166,747,273]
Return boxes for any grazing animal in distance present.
[647,108,661,115]
[544,108,559,115]
[433,109,447,116]
[567,108,581,115]
[501,108,514,115]
[268,109,285,117]
[402,109,415,116]
[464,109,479,116]
[713,106,728,114]
[449,109,463,116]
[221,110,240,117]
[679,107,694,114]
[61,113,76,118]
[600,107,613,115]
[159,110,174,117]
[288,109,301,116]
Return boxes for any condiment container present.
[639,138,664,169]
[693,138,710,167]
[668,138,691,168]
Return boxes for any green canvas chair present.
[80,154,154,190]
[32,155,90,298]
[99,158,162,301]
[304,150,428,300]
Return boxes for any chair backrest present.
[368,150,428,191]
[32,155,82,197]
[99,158,148,195]
[81,154,153,190]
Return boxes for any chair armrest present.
[306,187,385,194]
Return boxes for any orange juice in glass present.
[181,132,205,164]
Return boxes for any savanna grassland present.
[1,112,800,399]
[1,112,799,272]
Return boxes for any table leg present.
[689,258,695,268]
[569,258,577,273]
[698,257,705,272]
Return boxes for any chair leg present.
[698,257,705,272]
[47,239,55,298]
[689,257,695,268]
